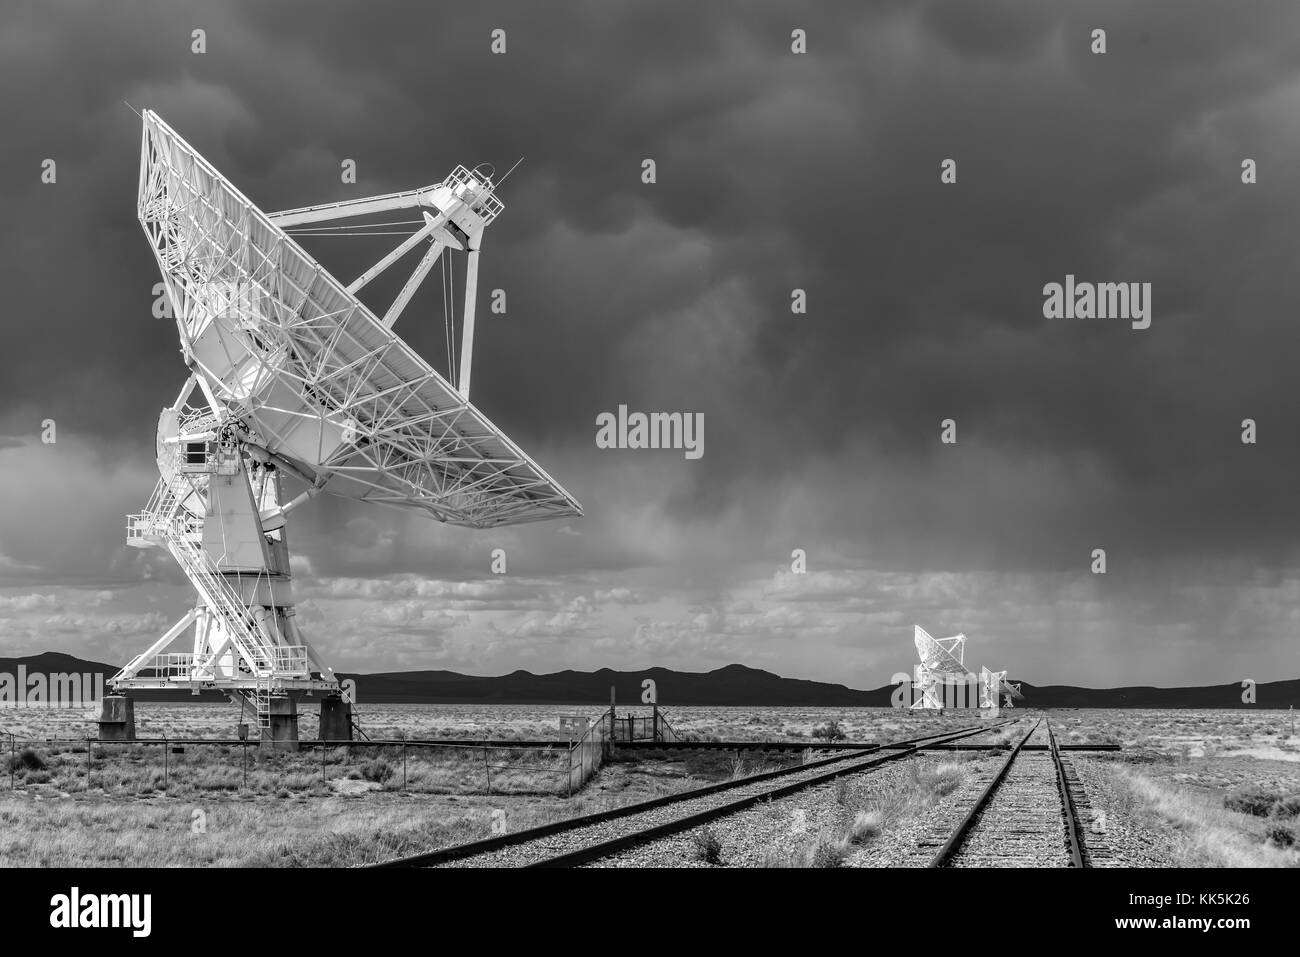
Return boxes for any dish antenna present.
[979,667,1023,711]
[104,112,581,745]
[910,624,969,710]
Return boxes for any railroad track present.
[925,717,1091,868]
[374,721,1016,868]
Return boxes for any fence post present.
[483,745,491,794]
[85,738,91,791]
[321,742,326,785]
[164,739,168,791]
[402,742,407,792]
[567,741,573,798]
[243,740,248,789]
[8,733,13,790]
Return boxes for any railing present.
[166,528,274,676]
[447,165,504,223]
[123,471,320,732]
[138,654,197,679]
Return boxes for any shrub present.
[1271,794,1300,820]
[10,748,46,772]
[811,720,847,743]
[1225,788,1280,817]
[809,840,847,868]
[848,811,883,844]
[359,759,394,784]
[1265,822,1296,848]
[692,828,723,865]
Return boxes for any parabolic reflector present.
[137,110,581,529]
[913,624,966,675]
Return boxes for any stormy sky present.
[2,0,1299,689]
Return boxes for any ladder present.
[138,473,278,682]
[251,678,272,729]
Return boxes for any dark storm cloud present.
[2,1,1300,682]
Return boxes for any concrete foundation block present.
[318,694,353,742]
[97,695,136,741]
[259,696,299,751]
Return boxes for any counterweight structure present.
[112,112,581,738]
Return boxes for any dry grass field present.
[1048,709,1300,867]
[2,703,1297,867]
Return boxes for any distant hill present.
[0,653,1296,708]
[339,663,884,706]
[1011,680,1299,710]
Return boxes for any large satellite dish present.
[911,624,967,710]
[109,111,581,741]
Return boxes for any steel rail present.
[373,721,1014,868]
[523,721,1018,869]
[1048,720,1088,868]
[928,718,1041,868]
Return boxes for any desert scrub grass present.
[905,759,966,801]
[358,759,395,785]
[838,754,978,846]
[847,810,883,844]
[1271,794,1300,820]
[1112,765,1300,867]
[1265,822,1297,848]
[0,789,621,867]
[10,747,47,772]
[809,838,848,868]
[811,720,847,743]
[691,827,723,865]
[1224,787,1280,817]
[759,833,851,868]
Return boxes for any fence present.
[4,704,665,799]
[610,708,681,743]
[565,707,613,793]
[2,727,612,798]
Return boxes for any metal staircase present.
[129,471,278,728]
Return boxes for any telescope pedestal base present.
[259,697,299,751]
[318,694,353,742]
[97,695,136,741]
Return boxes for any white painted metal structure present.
[113,111,581,729]
[979,666,1023,710]
[911,624,969,710]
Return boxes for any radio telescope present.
[103,111,581,745]
[979,667,1023,710]
[910,625,968,710]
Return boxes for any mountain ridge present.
[0,653,1293,708]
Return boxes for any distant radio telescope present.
[910,624,1022,710]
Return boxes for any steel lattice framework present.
[112,111,581,731]
[911,624,969,710]
[137,110,581,528]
